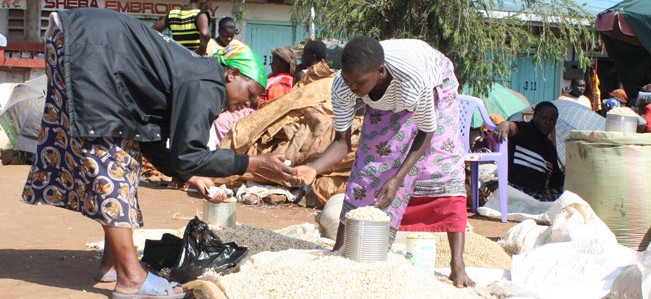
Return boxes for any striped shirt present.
[331,39,444,132]
[167,8,206,51]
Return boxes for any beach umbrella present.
[509,100,606,166]
[596,0,651,104]
[0,76,46,153]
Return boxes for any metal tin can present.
[203,201,236,228]
[344,218,389,263]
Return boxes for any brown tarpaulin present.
[217,76,362,207]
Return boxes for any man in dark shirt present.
[495,101,564,201]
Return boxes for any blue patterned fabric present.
[21,26,144,228]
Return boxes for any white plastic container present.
[203,201,236,228]
[344,218,389,263]
[405,234,437,276]
[605,114,637,133]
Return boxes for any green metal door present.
[246,21,307,74]
[507,56,561,105]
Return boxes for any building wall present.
[0,1,296,82]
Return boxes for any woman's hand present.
[292,165,318,186]
[374,177,401,210]
[186,176,224,203]
[247,153,295,182]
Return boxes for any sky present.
[492,0,622,15]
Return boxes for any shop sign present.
[41,0,220,16]
[1,0,26,9]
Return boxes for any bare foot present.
[449,262,475,288]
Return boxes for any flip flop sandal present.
[93,272,117,283]
[111,272,187,299]
[94,261,151,283]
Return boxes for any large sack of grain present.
[316,193,344,240]
[547,190,616,244]
[565,130,651,250]
[499,191,616,254]
[507,238,637,298]
[606,248,651,299]
[499,219,550,255]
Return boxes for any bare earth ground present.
[0,165,515,298]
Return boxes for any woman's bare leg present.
[448,232,475,288]
[103,226,147,294]
[332,224,346,251]
[96,230,116,277]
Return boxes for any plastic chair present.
[457,95,508,223]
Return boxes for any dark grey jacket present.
[58,8,248,181]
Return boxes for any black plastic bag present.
[168,217,248,283]
[141,233,183,271]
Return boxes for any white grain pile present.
[201,250,486,299]
[345,206,390,221]
[213,224,324,255]
[608,107,639,117]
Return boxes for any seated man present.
[495,101,564,201]
[558,77,592,110]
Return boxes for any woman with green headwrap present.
[22,8,294,298]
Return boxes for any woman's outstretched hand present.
[291,165,318,187]
[247,153,295,182]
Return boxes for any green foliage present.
[231,0,247,23]
[287,0,597,96]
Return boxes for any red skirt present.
[398,196,467,232]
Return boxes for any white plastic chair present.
[457,95,508,222]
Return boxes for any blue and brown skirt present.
[21,17,144,228]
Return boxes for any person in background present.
[256,47,296,108]
[26,9,295,298]
[586,66,601,112]
[205,16,243,56]
[494,101,564,201]
[637,88,651,133]
[293,37,475,287]
[294,39,328,85]
[602,89,628,115]
[152,0,210,55]
[558,77,592,110]
[208,104,255,150]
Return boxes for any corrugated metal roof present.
[490,0,621,15]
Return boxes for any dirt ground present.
[0,165,515,298]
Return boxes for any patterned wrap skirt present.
[339,55,467,243]
[21,17,144,228]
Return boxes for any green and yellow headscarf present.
[213,42,267,89]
